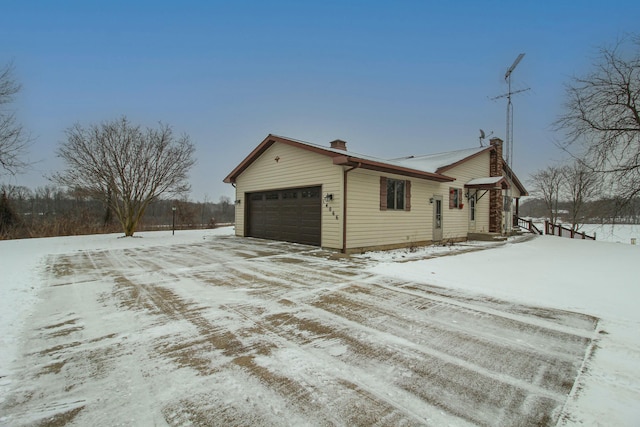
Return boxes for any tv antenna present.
[491,53,530,174]
[491,53,529,233]
[479,129,493,147]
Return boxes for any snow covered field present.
[528,222,640,244]
[0,228,638,426]
[579,223,640,244]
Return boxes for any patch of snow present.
[1,226,639,425]
[0,228,233,388]
[369,235,640,426]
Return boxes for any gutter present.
[342,163,361,253]
[333,155,454,183]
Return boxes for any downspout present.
[231,181,239,234]
[342,163,360,253]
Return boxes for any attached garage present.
[225,134,529,252]
[246,186,322,246]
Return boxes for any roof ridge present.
[403,146,487,159]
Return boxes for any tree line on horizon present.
[519,196,640,227]
[0,184,234,239]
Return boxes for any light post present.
[172,206,176,235]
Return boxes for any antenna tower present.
[491,53,529,233]
[492,53,529,178]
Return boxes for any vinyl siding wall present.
[442,151,492,235]
[233,142,343,249]
[506,175,524,198]
[345,169,441,250]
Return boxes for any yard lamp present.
[172,206,176,235]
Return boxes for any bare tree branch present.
[529,165,564,225]
[53,117,196,236]
[554,35,640,204]
[561,161,602,231]
[0,62,31,176]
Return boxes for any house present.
[223,134,528,253]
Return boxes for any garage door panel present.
[246,186,321,246]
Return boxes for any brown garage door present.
[246,186,321,246]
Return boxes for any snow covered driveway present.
[1,233,598,426]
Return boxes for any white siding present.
[440,152,492,234]
[345,169,441,249]
[506,175,524,198]
[233,142,343,249]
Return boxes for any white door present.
[468,192,476,232]
[433,195,443,241]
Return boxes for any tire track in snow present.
[2,236,599,427]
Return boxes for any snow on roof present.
[466,177,505,186]
[392,147,488,173]
[277,135,488,176]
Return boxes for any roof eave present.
[503,162,529,196]
[464,178,510,190]
[334,156,454,182]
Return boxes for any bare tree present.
[0,62,30,175]
[561,161,601,231]
[530,165,564,224]
[555,35,640,204]
[54,117,196,236]
[0,189,19,235]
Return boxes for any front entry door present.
[433,195,443,241]
[468,192,476,232]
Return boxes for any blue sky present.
[2,1,639,201]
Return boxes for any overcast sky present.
[2,1,639,201]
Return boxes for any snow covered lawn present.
[1,229,638,426]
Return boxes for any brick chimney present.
[330,139,347,150]
[489,137,504,233]
[489,137,503,177]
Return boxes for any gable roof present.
[392,146,491,174]
[223,134,455,184]
[223,134,528,196]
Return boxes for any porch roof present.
[464,176,511,190]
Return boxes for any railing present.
[544,220,596,240]
[513,216,542,235]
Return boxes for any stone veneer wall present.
[489,138,504,233]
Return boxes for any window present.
[380,177,411,211]
[302,188,320,198]
[449,188,463,209]
[387,179,405,210]
[282,191,297,199]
